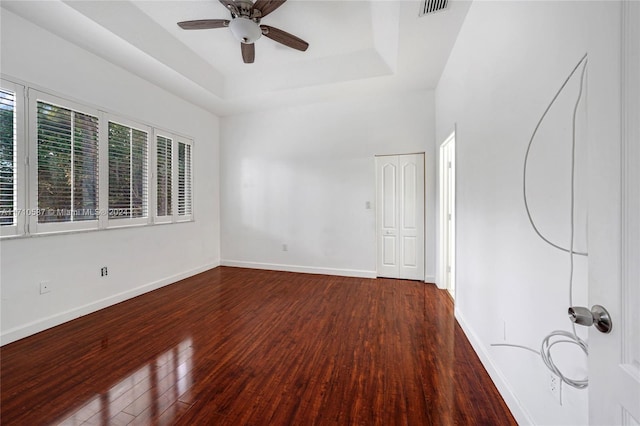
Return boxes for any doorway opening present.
[375,153,425,280]
[439,133,455,298]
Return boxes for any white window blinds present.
[0,89,16,226]
[2,84,193,238]
[156,135,172,217]
[37,101,99,223]
[177,141,192,217]
[108,122,148,220]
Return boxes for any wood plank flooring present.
[0,267,516,425]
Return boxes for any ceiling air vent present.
[419,0,448,16]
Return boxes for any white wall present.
[436,1,619,424]
[0,10,220,344]
[220,90,436,280]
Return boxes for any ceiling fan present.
[177,0,309,64]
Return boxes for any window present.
[0,82,193,239]
[156,135,172,219]
[177,141,192,219]
[28,91,100,233]
[36,101,99,223]
[1,79,25,237]
[0,89,16,227]
[153,133,193,224]
[108,120,149,224]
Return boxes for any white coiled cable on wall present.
[492,53,590,403]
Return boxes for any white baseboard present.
[0,262,219,346]
[221,260,377,279]
[455,308,534,425]
[425,275,436,284]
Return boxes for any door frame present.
[438,131,456,297]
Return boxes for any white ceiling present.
[2,0,471,116]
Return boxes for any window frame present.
[0,79,26,238]
[104,114,151,229]
[28,89,101,235]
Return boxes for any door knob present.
[568,305,612,334]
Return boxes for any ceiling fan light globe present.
[229,17,262,43]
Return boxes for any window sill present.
[0,219,195,241]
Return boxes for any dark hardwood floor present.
[1,267,515,425]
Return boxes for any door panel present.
[382,164,396,229]
[402,236,417,267]
[588,1,640,423]
[377,157,399,277]
[402,162,417,229]
[398,154,424,280]
[382,235,397,266]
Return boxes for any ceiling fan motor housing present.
[238,0,259,17]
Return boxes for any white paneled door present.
[376,154,425,280]
[588,1,640,424]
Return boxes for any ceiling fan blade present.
[241,43,255,64]
[260,25,308,51]
[178,19,230,30]
[253,0,287,18]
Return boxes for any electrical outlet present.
[549,373,561,404]
[282,244,288,252]
[100,266,108,277]
[39,281,51,294]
